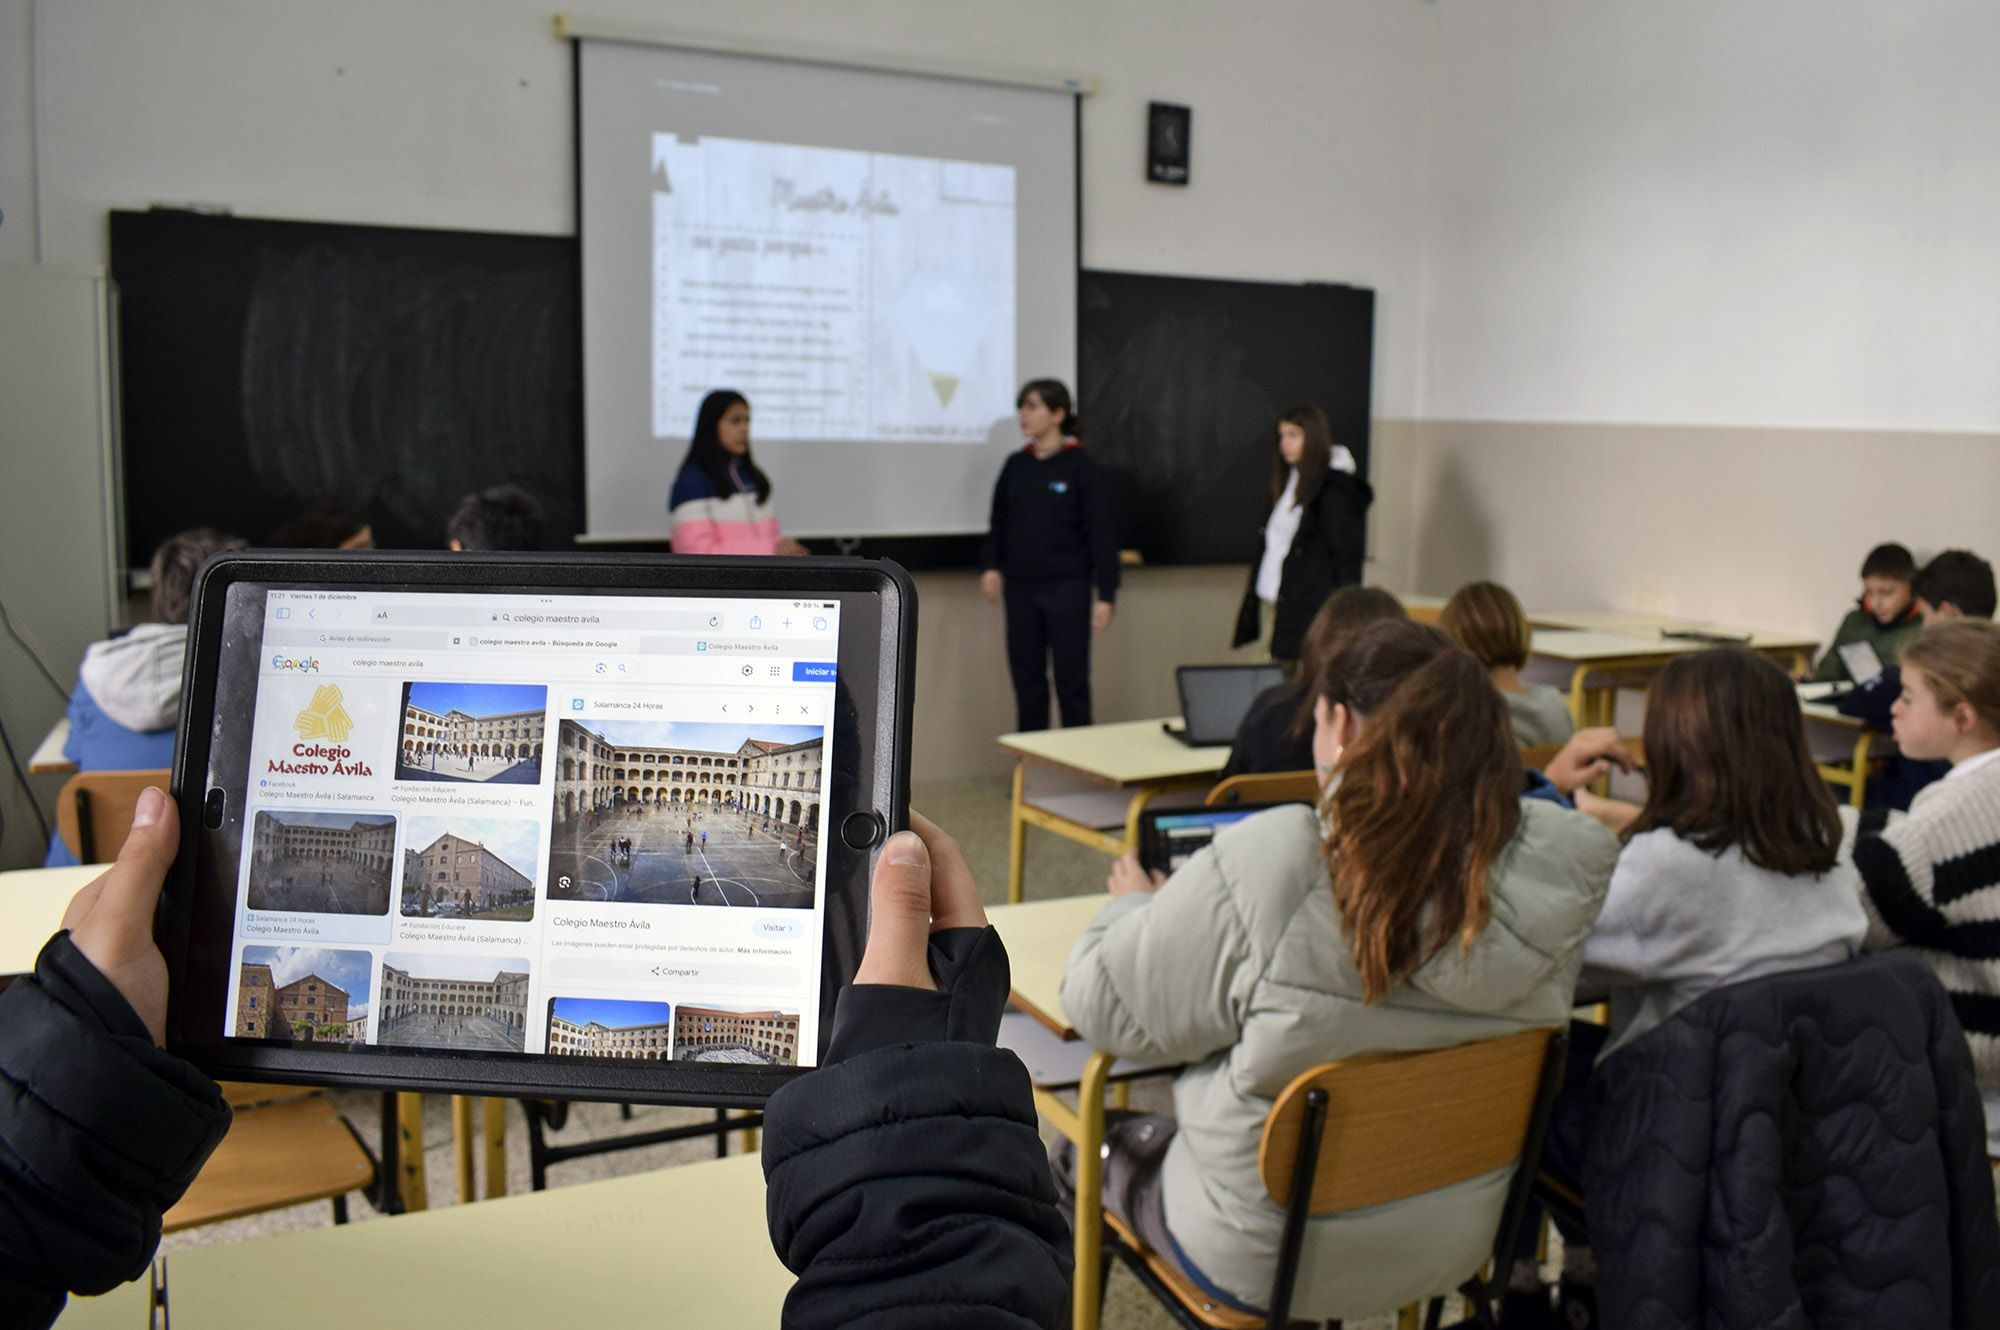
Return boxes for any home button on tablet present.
[840,811,886,850]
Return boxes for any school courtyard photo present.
[376,953,531,1052]
[396,680,548,785]
[246,810,397,916]
[546,719,823,909]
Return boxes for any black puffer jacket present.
[763,927,1072,1329]
[1584,951,2000,1330]
[0,934,231,1329]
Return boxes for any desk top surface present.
[997,719,1229,786]
[990,892,1111,1038]
[1531,614,1819,654]
[165,1151,788,1325]
[50,1276,150,1328]
[29,718,74,775]
[0,865,96,976]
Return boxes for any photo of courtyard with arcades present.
[545,719,823,909]
[395,681,548,785]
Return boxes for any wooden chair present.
[55,768,170,862]
[165,1082,379,1231]
[1205,770,1319,808]
[1100,1027,1567,1329]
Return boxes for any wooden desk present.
[991,893,1120,1330]
[51,1274,155,1328]
[162,1152,788,1326]
[0,865,96,976]
[1800,697,1890,809]
[28,717,75,775]
[1401,593,1446,624]
[998,720,1226,905]
[1529,627,1820,728]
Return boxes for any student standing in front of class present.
[980,379,1119,731]
[1232,403,1373,671]
[667,389,810,556]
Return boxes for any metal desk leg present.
[1072,1051,1110,1330]
[1846,731,1872,808]
[1121,786,1162,855]
[482,1097,508,1199]
[396,1092,428,1211]
[1008,759,1029,904]
[452,1096,476,1203]
[1029,1046,1114,1330]
[1566,668,1592,729]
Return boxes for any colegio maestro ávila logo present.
[269,683,372,776]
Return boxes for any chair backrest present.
[1205,770,1319,808]
[1257,1026,1559,1215]
[56,769,170,863]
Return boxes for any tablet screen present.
[207,585,847,1071]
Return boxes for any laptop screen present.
[1176,665,1288,746]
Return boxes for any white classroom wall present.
[1403,0,2000,631]
[1,1,1996,839]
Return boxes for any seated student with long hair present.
[1219,584,1405,779]
[1440,580,1574,749]
[1507,647,1867,1327]
[1057,619,1621,1321]
[1854,619,2000,1152]
[667,389,809,556]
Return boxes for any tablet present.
[1137,802,1301,877]
[159,551,913,1107]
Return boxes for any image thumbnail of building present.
[404,831,534,915]
[737,737,823,829]
[401,702,546,762]
[235,962,355,1041]
[380,964,529,1036]
[673,1005,800,1065]
[253,816,396,873]
[547,1013,673,1060]
[552,721,823,826]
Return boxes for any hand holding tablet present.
[156,552,915,1106]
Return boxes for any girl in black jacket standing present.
[980,380,1120,731]
[1231,403,1372,670]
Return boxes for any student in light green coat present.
[1059,621,1620,1322]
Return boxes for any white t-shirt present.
[1255,470,1302,605]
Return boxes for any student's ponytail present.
[1316,621,1523,1003]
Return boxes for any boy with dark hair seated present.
[1812,542,1921,683]
[445,485,547,552]
[1837,548,1997,809]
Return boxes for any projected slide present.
[650,134,1015,444]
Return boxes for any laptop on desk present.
[1163,664,1287,748]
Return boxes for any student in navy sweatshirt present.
[979,380,1120,731]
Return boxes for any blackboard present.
[110,211,580,561]
[1078,269,1374,567]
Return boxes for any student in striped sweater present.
[1856,619,2000,1150]
[667,390,810,556]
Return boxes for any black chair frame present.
[1100,1026,1570,1330]
[519,1100,764,1191]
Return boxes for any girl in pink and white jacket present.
[667,390,809,556]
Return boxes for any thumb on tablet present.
[63,787,178,1045]
[854,830,937,991]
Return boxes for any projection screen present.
[577,38,1081,540]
